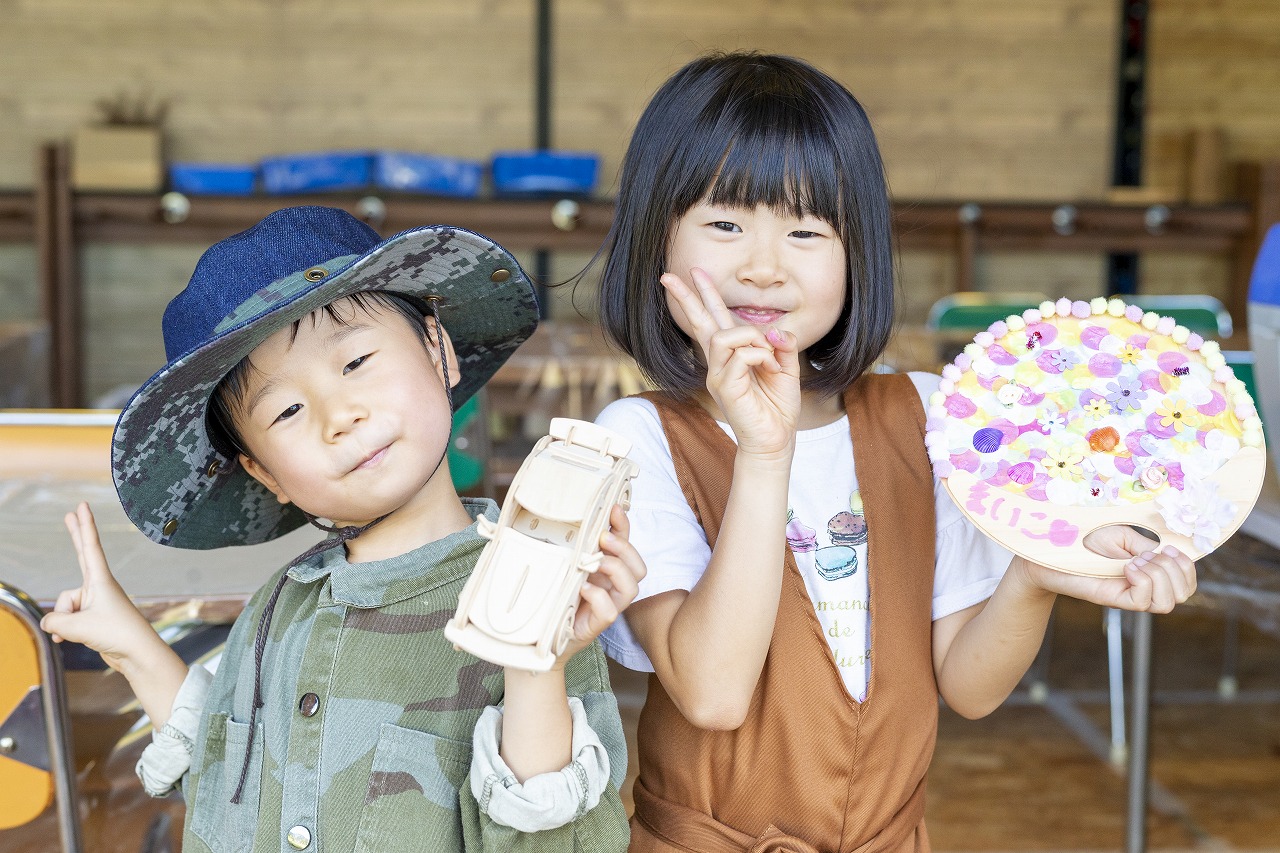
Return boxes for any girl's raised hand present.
[40,502,157,673]
[661,267,801,459]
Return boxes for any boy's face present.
[233,299,458,528]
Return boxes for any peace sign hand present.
[661,267,802,460]
[40,502,157,673]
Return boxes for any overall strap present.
[631,375,938,853]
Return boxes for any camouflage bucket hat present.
[113,205,538,550]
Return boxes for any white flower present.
[1157,478,1238,552]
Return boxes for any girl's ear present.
[424,316,462,390]
[240,454,292,506]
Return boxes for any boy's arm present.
[459,506,640,849]
[40,503,187,727]
[934,529,1196,719]
[462,646,629,852]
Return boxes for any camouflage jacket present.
[179,500,630,852]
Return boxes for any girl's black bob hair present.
[593,51,896,400]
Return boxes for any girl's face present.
[665,200,847,357]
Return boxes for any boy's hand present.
[555,504,647,666]
[1018,526,1197,613]
[41,502,158,673]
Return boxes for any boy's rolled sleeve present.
[469,697,609,831]
[460,648,630,851]
[135,664,212,797]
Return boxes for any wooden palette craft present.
[925,297,1266,577]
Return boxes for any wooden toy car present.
[446,418,638,672]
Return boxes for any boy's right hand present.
[40,502,158,674]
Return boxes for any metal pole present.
[1108,0,1148,297]
[1125,609,1153,853]
[533,0,553,316]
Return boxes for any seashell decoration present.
[972,427,1004,453]
[1087,426,1120,453]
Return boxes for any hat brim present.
[112,225,538,550]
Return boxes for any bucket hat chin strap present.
[228,299,457,804]
[229,512,386,804]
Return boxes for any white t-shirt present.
[596,372,1013,701]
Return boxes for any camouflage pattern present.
[112,211,539,550]
[179,501,629,852]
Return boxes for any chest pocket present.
[189,714,263,853]
[353,723,473,852]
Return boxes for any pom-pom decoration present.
[926,297,1266,577]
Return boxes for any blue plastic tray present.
[259,151,373,194]
[168,163,257,196]
[374,151,482,197]
[491,151,599,195]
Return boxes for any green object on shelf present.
[1123,294,1233,339]
[448,395,484,492]
[925,292,1048,331]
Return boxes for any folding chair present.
[0,582,82,852]
[1123,293,1234,339]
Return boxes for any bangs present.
[706,127,844,228]
[672,89,846,228]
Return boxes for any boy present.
[41,206,641,851]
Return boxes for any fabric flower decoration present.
[1155,398,1198,432]
[1118,344,1143,365]
[1105,375,1147,413]
[1042,446,1085,481]
[1157,477,1238,552]
[1049,349,1082,371]
[1082,398,1111,420]
[1038,410,1067,432]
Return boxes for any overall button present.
[299,693,320,717]
[287,825,311,849]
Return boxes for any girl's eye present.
[343,354,370,374]
[275,404,302,423]
[791,230,819,239]
[711,221,741,233]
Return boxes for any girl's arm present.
[933,528,1196,719]
[39,502,187,728]
[625,269,801,730]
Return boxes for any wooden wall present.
[0,1,1277,400]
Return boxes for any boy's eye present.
[343,354,370,374]
[711,221,741,233]
[275,404,302,423]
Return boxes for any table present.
[0,412,320,619]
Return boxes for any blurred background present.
[1,2,1279,851]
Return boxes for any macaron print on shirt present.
[595,373,1013,702]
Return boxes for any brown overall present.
[631,374,938,853]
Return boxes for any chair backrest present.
[0,603,52,829]
[1123,293,1233,339]
[0,583,81,851]
[1248,222,1280,470]
[925,292,1049,332]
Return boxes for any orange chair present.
[0,581,82,851]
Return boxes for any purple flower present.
[1105,375,1148,412]
[1048,349,1082,370]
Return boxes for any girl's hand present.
[555,505,648,666]
[1018,527,1197,613]
[40,502,158,673]
[661,268,801,460]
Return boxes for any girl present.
[590,52,1196,853]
